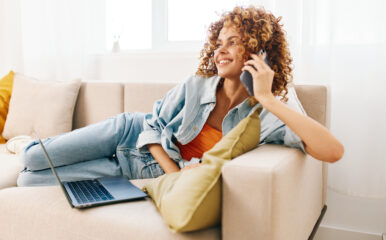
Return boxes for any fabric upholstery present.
[221,144,323,240]
[2,73,81,139]
[73,82,124,129]
[294,85,328,204]
[0,179,220,240]
[124,82,176,113]
[0,144,23,189]
[142,108,262,233]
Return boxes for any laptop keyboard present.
[67,180,114,204]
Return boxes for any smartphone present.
[240,50,269,96]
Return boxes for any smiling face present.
[214,26,245,81]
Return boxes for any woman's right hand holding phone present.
[241,51,275,103]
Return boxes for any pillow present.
[142,106,263,233]
[5,135,34,154]
[2,73,81,139]
[0,71,14,143]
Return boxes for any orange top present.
[176,123,222,161]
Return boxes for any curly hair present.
[196,6,293,102]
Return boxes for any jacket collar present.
[199,75,222,105]
[198,75,261,118]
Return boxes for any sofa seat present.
[0,179,220,240]
[0,144,23,189]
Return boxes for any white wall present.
[315,189,386,240]
[91,51,200,83]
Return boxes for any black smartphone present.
[240,50,269,96]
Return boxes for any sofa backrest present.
[73,82,327,129]
[294,85,327,126]
[72,81,328,205]
[123,82,177,113]
[72,82,124,129]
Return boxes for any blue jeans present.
[17,112,165,186]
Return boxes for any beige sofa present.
[0,81,328,240]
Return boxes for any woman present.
[17,6,343,186]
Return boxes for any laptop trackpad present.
[99,177,147,200]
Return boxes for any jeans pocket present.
[120,148,165,180]
[143,160,165,179]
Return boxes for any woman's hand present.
[241,52,275,102]
[180,163,201,172]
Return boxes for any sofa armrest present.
[221,144,324,240]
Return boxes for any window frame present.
[110,0,203,54]
[108,0,263,53]
[153,0,204,53]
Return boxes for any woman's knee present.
[20,140,47,171]
[17,169,56,187]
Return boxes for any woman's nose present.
[216,45,228,54]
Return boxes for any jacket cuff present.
[284,126,306,153]
[136,130,162,152]
[178,157,201,169]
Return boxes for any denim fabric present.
[136,75,305,169]
[18,112,165,186]
[18,74,305,186]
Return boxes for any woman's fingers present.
[241,65,257,75]
[242,52,275,100]
[181,163,201,171]
[245,53,268,70]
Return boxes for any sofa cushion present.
[0,144,23,189]
[73,82,124,130]
[142,107,262,233]
[124,82,176,113]
[2,73,81,139]
[0,179,220,240]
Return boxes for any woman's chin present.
[217,70,231,78]
[217,71,240,80]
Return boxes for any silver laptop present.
[35,134,147,209]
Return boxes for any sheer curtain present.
[274,0,386,199]
[0,0,23,76]
[0,0,105,81]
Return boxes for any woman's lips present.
[217,59,233,66]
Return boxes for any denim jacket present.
[136,74,306,169]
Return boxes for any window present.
[106,0,267,51]
[105,0,152,50]
[168,0,254,41]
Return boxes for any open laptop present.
[35,133,148,209]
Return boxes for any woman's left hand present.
[180,163,201,171]
[241,52,275,102]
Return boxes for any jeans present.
[17,112,165,186]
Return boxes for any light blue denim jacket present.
[136,74,306,169]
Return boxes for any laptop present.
[35,134,148,209]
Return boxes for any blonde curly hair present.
[196,6,293,102]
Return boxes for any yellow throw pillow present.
[0,71,14,143]
[142,106,263,233]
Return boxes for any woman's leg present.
[116,148,165,180]
[21,112,145,171]
[17,156,122,186]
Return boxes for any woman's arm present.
[259,96,344,162]
[242,53,344,163]
[136,80,186,151]
[148,144,180,173]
